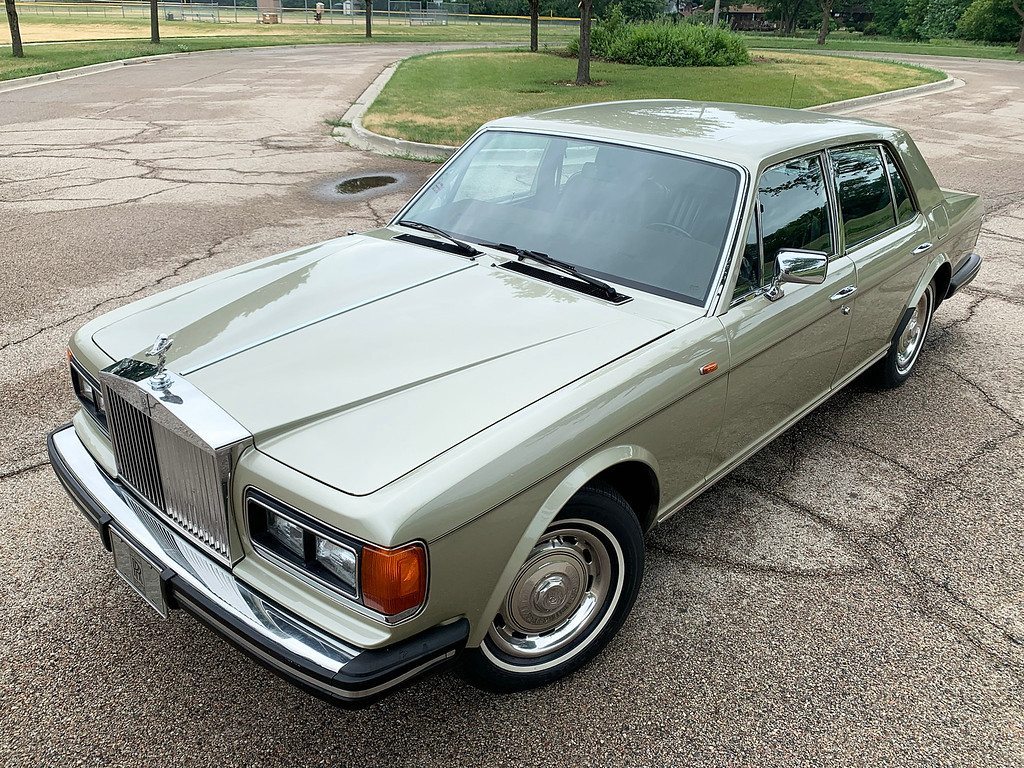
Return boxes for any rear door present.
[829,144,933,385]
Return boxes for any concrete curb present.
[335,53,963,161]
[333,61,456,162]
[808,74,963,115]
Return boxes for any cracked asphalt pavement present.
[1,46,1022,768]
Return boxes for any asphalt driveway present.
[1,45,1021,768]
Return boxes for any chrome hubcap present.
[488,524,612,659]
[895,291,930,375]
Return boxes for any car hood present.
[92,234,672,495]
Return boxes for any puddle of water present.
[336,175,398,195]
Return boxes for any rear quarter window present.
[883,146,917,225]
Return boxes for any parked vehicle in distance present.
[48,101,983,705]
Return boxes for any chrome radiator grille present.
[105,386,232,561]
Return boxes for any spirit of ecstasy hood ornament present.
[145,334,174,391]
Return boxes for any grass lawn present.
[744,31,1023,60]
[361,50,944,146]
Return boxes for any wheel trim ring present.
[895,289,931,375]
[482,519,626,673]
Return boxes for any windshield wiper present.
[494,243,623,302]
[395,220,481,258]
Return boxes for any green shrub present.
[957,0,1023,42]
[918,0,973,39]
[570,18,750,66]
[862,21,881,35]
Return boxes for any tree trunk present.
[575,0,592,86]
[816,0,833,45]
[149,0,160,43]
[1012,0,1024,54]
[365,0,372,38]
[712,0,721,26]
[4,0,23,57]
[529,0,539,52]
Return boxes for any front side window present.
[733,210,761,300]
[401,130,742,306]
[831,145,896,249]
[734,153,833,301]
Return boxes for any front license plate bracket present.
[110,528,169,618]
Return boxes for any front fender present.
[463,445,659,648]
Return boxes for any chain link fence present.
[9,0,572,26]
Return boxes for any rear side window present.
[831,145,895,248]
[883,147,916,225]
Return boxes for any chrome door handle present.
[829,285,857,301]
[912,242,933,254]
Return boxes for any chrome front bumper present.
[47,423,467,707]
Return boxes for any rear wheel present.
[875,282,935,389]
[461,484,644,693]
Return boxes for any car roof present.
[485,100,900,167]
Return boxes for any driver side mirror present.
[765,249,828,301]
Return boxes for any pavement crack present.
[864,539,1024,681]
[935,362,1023,427]
[0,459,49,481]
[645,538,871,579]
[365,197,388,227]
[981,228,1024,245]
[0,236,229,355]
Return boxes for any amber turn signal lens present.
[361,543,426,616]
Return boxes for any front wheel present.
[460,484,644,693]
[875,281,935,389]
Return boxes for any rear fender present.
[907,252,949,311]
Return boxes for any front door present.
[712,152,855,473]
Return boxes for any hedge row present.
[569,17,750,67]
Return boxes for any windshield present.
[399,130,742,305]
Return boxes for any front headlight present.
[266,511,305,559]
[314,537,357,586]
[247,490,426,619]
[68,350,107,433]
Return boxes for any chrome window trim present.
[880,143,920,226]
[729,149,837,308]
